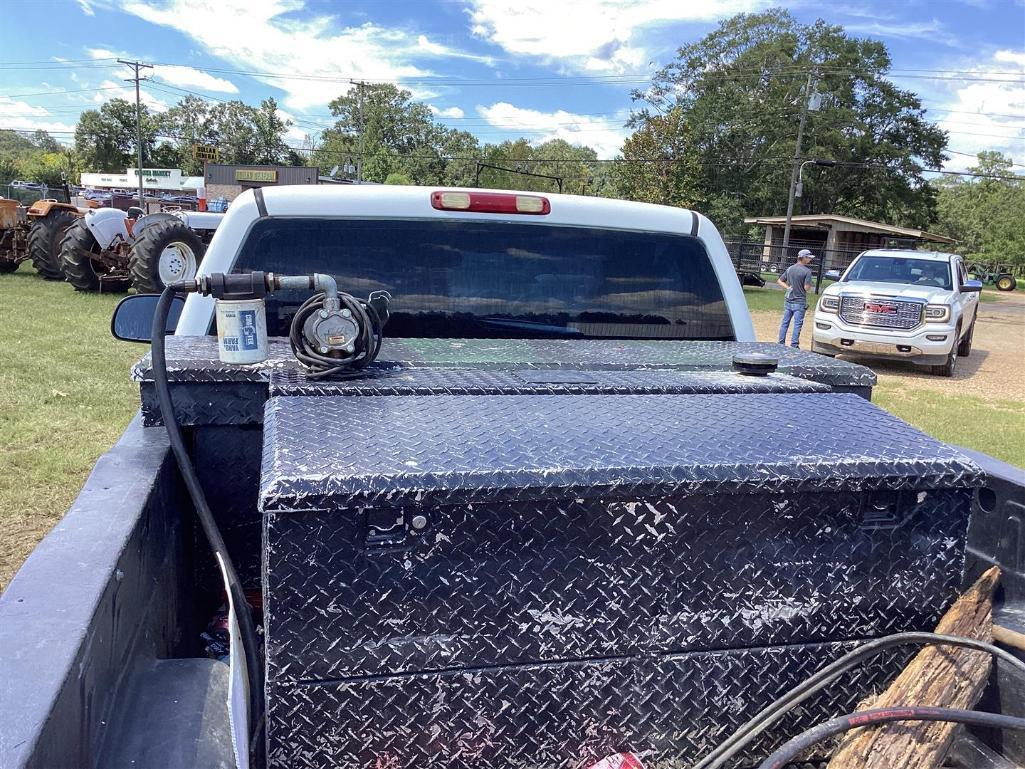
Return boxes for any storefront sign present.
[235,169,277,183]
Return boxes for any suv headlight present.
[819,295,839,313]
[924,304,951,322]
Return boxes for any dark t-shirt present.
[781,263,813,305]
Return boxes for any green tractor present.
[967,261,1018,292]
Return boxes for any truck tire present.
[59,219,103,292]
[957,320,975,357]
[27,210,77,280]
[996,274,1017,292]
[932,331,959,377]
[129,220,206,294]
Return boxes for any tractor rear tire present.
[27,210,77,280]
[996,274,1017,292]
[59,219,103,292]
[129,219,206,294]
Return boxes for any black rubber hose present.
[755,706,1025,769]
[693,631,1025,769]
[151,283,265,765]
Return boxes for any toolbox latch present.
[363,509,430,551]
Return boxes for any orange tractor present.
[0,198,86,279]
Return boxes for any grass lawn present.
[0,264,140,589]
[874,383,1025,468]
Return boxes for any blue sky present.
[2,0,1022,170]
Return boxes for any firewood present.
[826,566,1000,769]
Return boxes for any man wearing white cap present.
[776,249,815,348]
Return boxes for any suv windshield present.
[232,218,735,340]
[844,255,952,290]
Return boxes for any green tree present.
[31,130,62,154]
[439,129,481,187]
[384,172,413,185]
[316,83,484,185]
[613,107,698,207]
[0,129,36,156]
[74,99,156,172]
[933,152,1025,267]
[0,153,20,183]
[17,152,69,186]
[252,98,296,165]
[622,9,948,233]
[161,95,216,174]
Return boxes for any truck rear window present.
[233,218,734,340]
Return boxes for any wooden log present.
[826,565,1001,769]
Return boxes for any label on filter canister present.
[216,299,267,364]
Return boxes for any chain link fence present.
[0,183,72,205]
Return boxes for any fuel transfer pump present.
[148,272,390,767]
[190,270,391,376]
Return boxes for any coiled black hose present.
[151,283,265,766]
[288,290,385,378]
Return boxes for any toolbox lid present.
[134,336,876,388]
[259,391,978,512]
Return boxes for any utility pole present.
[119,59,153,209]
[781,70,814,258]
[350,79,366,184]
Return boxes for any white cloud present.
[477,102,629,158]
[923,49,1025,170]
[77,0,94,15]
[845,19,961,48]
[94,79,169,112]
[152,65,239,94]
[466,0,767,74]
[995,50,1025,68]
[429,104,465,119]
[87,48,119,59]
[86,47,240,94]
[0,98,77,140]
[119,0,451,110]
[416,35,494,65]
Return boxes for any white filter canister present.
[215,298,268,364]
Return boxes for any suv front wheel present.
[932,327,960,377]
[957,320,976,357]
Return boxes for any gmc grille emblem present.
[864,302,896,314]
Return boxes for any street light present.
[795,158,837,198]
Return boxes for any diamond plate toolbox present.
[260,392,979,768]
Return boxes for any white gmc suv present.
[812,249,982,376]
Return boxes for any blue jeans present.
[778,300,807,348]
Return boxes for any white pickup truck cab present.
[176,184,756,341]
[812,248,983,376]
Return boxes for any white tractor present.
[59,207,223,292]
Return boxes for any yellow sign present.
[235,169,277,183]
[192,144,220,162]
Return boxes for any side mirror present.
[824,269,842,281]
[960,279,984,293]
[111,294,184,342]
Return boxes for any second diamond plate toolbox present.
[259,392,980,769]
